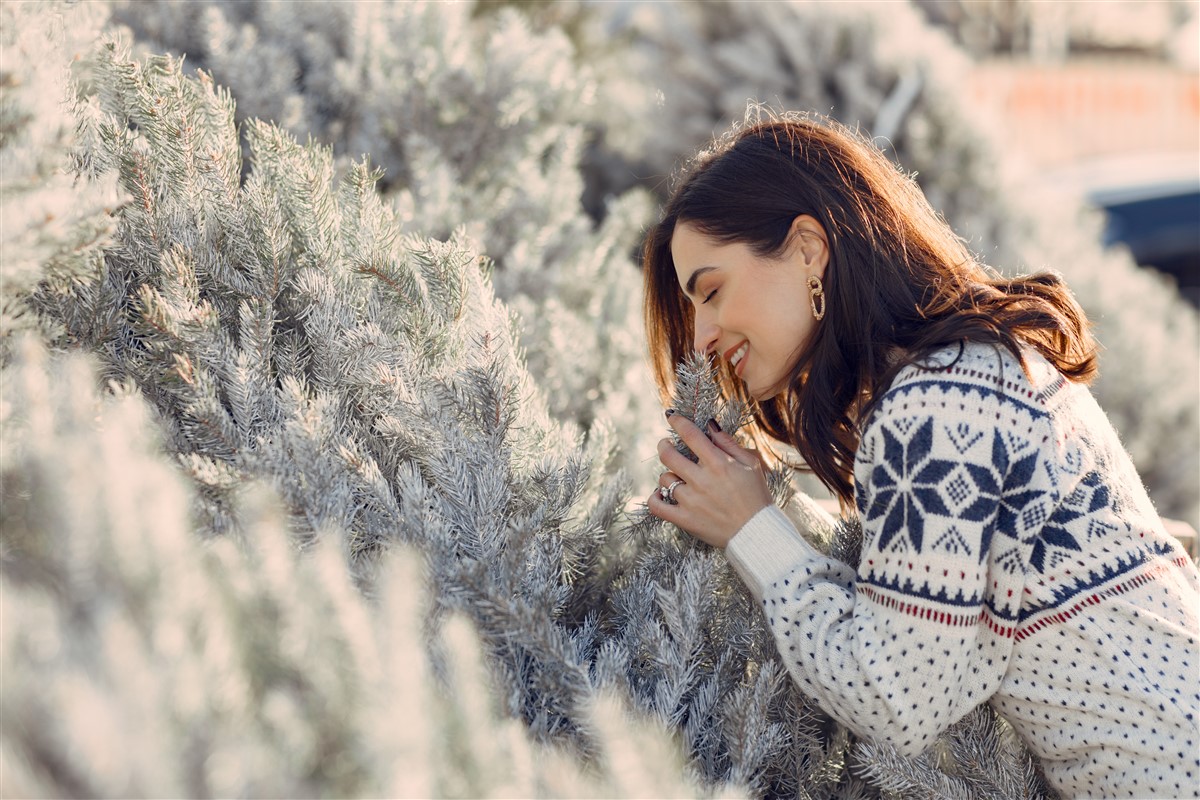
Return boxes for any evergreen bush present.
[0,339,727,799]
[106,0,663,483]
[3,17,719,793]
[0,0,118,355]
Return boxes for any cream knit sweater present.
[726,341,1200,799]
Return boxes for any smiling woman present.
[641,111,1200,799]
[643,113,1097,507]
[670,217,825,400]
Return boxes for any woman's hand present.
[648,412,774,549]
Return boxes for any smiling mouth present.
[729,342,748,375]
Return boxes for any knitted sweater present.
[725,341,1200,799]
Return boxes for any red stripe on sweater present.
[856,555,1192,641]
[857,584,1016,637]
[1014,555,1193,642]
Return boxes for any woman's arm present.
[725,385,1048,755]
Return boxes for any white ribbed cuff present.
[725,504,823,601]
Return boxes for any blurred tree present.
[911,0,1195,61]
[106,0,663,483]
[0,0,120,359]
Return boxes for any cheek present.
[764,294,813,355]
[795,312,818,348]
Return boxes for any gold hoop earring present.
[808,275,826,321]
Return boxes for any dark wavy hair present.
[642,112,1097,507]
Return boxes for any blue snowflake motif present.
[1029,470,1105,572]
[864,418,957,553]
[864,420,1045,566]
[963,430,1044,562]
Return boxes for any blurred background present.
[918,0,1199,305]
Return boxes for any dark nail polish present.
[664,408,676,418]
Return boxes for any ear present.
[788,215,829,278]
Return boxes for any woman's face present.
[670,218,828,400]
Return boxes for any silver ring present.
[660,479,684,504]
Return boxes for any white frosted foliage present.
[0,0,122,347]
[109,0,664,484]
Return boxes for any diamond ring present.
[659,479,684,504]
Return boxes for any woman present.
[644,113,1199,798]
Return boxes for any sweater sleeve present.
[726,376,1043,756]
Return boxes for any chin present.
[748,378,788,402]
[747,385,775,402]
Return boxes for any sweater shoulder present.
[866,341,1064,432]
[854,341,1061,519]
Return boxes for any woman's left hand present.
[649,412,774,549]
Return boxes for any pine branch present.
[849,738,972,800]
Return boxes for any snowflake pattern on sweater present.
[725,341,1200,799]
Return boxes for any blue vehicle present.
[1082,154,1200,307]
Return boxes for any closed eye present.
[702,289,718,304]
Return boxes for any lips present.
[724,340,749,376]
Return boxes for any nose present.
[693,312,720,356]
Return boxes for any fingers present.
[667,411,761,469]
[706,426,761,467]
[657,436,700,481]
[650,413,773,548]
[665,412,721,461]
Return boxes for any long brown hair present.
[643,112,1097,507]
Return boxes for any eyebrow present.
[684,266,718,297]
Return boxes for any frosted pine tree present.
[107,0,662,482]
[571,0,1200,531]
[12,25,717,792]
[0,339,737,799]
[52,36,664,751]
[0,0,120,358]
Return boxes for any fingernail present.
[664,408,676,418]
[707,419,722,433]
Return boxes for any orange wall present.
[965,60,1199,168]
